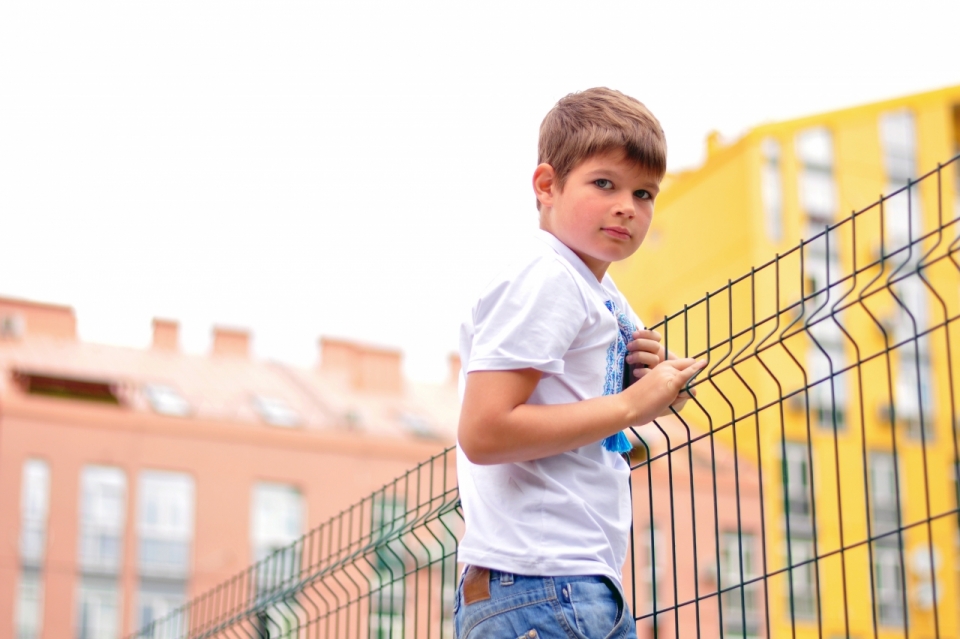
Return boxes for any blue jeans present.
[454,567,638,639]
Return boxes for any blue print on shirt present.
[601,299,635,453]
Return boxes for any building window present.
[135,471,193,631]
[16,460,50,639]
[250,483,303,638]
[953,105,960,226]
[869,452,901,536]
[785,537,817,621]
[15,570,43,639]
[79,466,126,574]
[801,215,847,432]
[804,313,846,431]
[20,460,50,566]
[879,111,934,437]
[76,577,120,639]
[143,384,191,417]
[252,396,300,428]
[874,544,906,627]
[251,482,303,574]
[138,471,194,577]
[370,495,407,639]
[77,467,124,639]
[137,581,187,635]
[781,442,817,621]
[868,452,906,627]
[880,110,917,186]
[719,531,760,639]
[761,137,784,242]
[782,442,813,531]
[796,127,837,224]
[954,460,960,538]
[636,525,663,616]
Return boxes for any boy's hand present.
[628,358,704,419]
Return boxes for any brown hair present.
[538,87,666,192]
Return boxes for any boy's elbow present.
[457,420,503,465]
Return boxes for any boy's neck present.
[539,226,609,282]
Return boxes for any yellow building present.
[613,85,960,638]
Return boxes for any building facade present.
[612,85,960,638]
[0,296,460,638]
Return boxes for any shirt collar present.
[534,230,614,301]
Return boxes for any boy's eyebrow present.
[640,181,661,195]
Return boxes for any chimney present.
[319,337,403,394]
[212,326,250,357]
[705,130,723,158]
[151,318,179,351]
[0,296,76,341]
[448,353,461,385]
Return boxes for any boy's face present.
[535,150,660,280]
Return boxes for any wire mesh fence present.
[132,155,960,638]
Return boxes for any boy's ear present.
[532,163,557,209]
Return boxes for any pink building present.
[0,294,762,639]
[626,418,765,639]
[0,296,459,638]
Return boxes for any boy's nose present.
[614,198,635,218]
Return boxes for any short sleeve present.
[467,258,588,376]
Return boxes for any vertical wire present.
[681,302,704,639]
[876,190,906,636]
[913,167,944,636]
[646,434,659,639]
[855,195,890,639]
[725,279,749,639]
[748,267,773,639]
[703,291,725,639]
[726,273,763,638]
[843,204,870,639]
[921,158,960,632]
[802,238,825,639]
[657,317,682,636]
[885,189,912,639]
[783,239,809,637]
[753,255,796,639]
[825,221,852,636]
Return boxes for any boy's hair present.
[538,87,666,193]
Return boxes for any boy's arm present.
[458,357,704,465]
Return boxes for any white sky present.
[2,0,958,382]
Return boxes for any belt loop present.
[499,571,514,586]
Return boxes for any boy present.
[454,88,704,638]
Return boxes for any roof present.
[0,302,460,443]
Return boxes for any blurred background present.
[1,0,958,382]
[2,0,960,637]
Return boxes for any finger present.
[627,351,660,368]
[631,329,661,343]
[662,357,698,370]
[632,367,651,380]
[626,338,660,354]
[683,362,707,382]
[671,360,706,387]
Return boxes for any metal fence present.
[132,155,960,638]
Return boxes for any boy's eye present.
[634,189,651,200]
[594,179,613,189]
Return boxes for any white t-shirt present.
[456,230,643,587]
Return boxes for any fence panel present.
[132,156,960,638]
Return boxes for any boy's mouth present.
[602,226,631,240]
